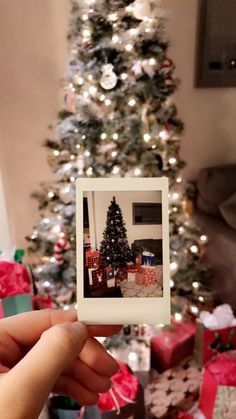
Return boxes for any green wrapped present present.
[2,293,32,317]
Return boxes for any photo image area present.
[83,190,163,298]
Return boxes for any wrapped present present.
[2,294,32,317]
[85,249,100,268]
[115,267,128,287]
[127,267,139,283]
[136,266,157,286]
[151,320,196,372]
[142,251,155,266]
[199,351,236,419]
[105,265,115,281]
[145,357,201,418]
[213,386,236,418]
[107,278,115,288]
[32,294,53,310]
[90,267,106,289]
[135,254,142,266]
[195,304,236,367]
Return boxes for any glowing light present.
[75,303,78,310]
[43,281,51,288]
[87,167,93,176]
[121,73,128,80]
[170,262,178,271]
[48,192,55,199]
[112,35,120,44]
[44,218,50,224]
[89,86,97,95]
[76,144,80,149]
[113,133,119,140]
[152,145,157,149]
[192,281,200,289]
[88,74,93,81]
[143,133,151,142]
[82,134,86,140]
[169,157,177,165]
[52,225,61,235]
[112,166,120,175]
[130,28,138,36]
[105,99,111,106]
[109,13,118,21]
[70,176,76,182]
[111,151,118,157]
[200,235,208,243]
[199,296,204,303]
[175,313,182,322]
[83,91,89,99]
[190,245,199,254]
[126,5,133,12]
[173,207,178,213]
[179,226,184,234]
[84,150,91,157]
[63,305,70,311]
[128,352,138,362]
[170,279,175,288]
[50,256,56,263]
[74,128,78,133]
[159,130,169,140]
[149,58,156,65]
[190,306,199,315]
[83,29,91,38]
[125,44,133,52]
[101,133,107,140]
[64,163,72,170]
[134,168,141,176]
[176,177,182,183]
[128,98,136,107]
[82,14,88,21]
[53,150,60,156]
[172,193,179,200]
[100,94,105,101]
[59,232,65,238]
[70,155,75,160]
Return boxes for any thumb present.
[0,322,88,419]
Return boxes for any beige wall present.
[0,0,236,248]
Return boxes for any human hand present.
[0,310,121,419]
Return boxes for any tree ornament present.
[100,64,118,90]
[132,0,152,20]
[165,77,173,86]
[59,186,73,204]
[162,59,173,69]
[54,237,71,266]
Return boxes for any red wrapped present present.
[127,267,139,283]
[32,294,53,310]
[145,357,201,418]
[199,351,236,419]
[86,249,100,268]
[135,254,142,266]
[136,266,157,286]
[195,321,236,368]
[91,267,106,289]
[0,261,31,298]
[151,320,196,372]
[105,265,115,281]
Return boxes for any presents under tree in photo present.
[86,249,101,269]
[145,357,201,418]
[151,320,196,372]
[136,266,158,287]
[199,350,236,419]
[213,385,236,418]
[88,267,106,289]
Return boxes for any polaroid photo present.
[76,177,170,325]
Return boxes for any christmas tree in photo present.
[27,0,212,310]
[100,197,132,270]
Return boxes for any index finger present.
[0,310,122,346]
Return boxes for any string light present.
[126,5,133,12]
[48,191,55,199]
[53,150,60,156]
[159,130,169,140]
[199,296,204,303]
[170,279,174,288]
[111,151,117,157]
[43,281,51,288]
[128,98,136,107]
[84,150,91,157]
[105,99,111,106]
[83,29,91,38]
[89,86,97,95]
[52,225,62,235]
[149,58,156,65]
[83,91,89,99]
[70,176,76,182]
[82,135,86,140]
[112,35,120,44]
[175,313,182,322]
[100,94,105,101]
[200,235,208,243]
[121,73,128,80]
[88,74,93,81]
[112,166,120,175]
[113,133,119,140]
[59,232,65,238]
[130,28,138,36]
[143,133,151,142]
[190,245,199,254]
[170,262,178,271]
[125,44,133,52]
[172,192,179,200]
[70,155,75,160]
[74,128,79,133]
[76,144,80,149]
[108,13,118,21]
[50,256,56,263]
[82,14,88,21]
[44,218,50,224]
[134,168,141,176]
[152,145,157,149]
[190,306,199,315]
[169,157,177,165]
[176,176,182,183]
[87,167,93,176]
[101,133,107,140]
[63,305,70,311]
[192,281,200,289]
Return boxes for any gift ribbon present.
[109,384,136,415]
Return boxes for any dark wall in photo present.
[133,203,162,225]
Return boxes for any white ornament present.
[132,61,143,76]
[132,0,152,20]
[100,64,118,90]
[59,186,73,204]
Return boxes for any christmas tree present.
[100,197,132,269]
[27,0,211,309]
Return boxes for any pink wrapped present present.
[85,249,100,268]
[136,266,157,286]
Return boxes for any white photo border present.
[76,177,170,325]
